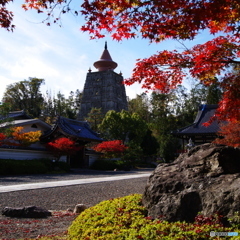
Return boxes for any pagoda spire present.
[93,42,118,71]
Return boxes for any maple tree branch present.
[222,59,240,64]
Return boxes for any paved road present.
[0,168,153,193]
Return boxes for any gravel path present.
[0,177,149,211]
[0,169,153,239]
[0,169,153,210]
[0,168,153,186]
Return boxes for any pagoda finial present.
[93,42,118,71]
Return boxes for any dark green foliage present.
[41,90,82,122]
[85,107,104,132]
[141,129,159,156]
[2,79,82,123]
[206,80,223,104]
[0,158,70,175]
[54,160,71,172]
[0,159,48,175]
[128,93,150,122]
[90,159,117,170]
[90,159,128,171]
[2,77,45,118]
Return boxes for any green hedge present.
[90,159,133,171]
[68,194,239,240]
[0,158,70,175]
[90,159,120,170]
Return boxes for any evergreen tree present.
[85,107,104,132]
[2,77,44,118]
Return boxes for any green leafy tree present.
[2,77,44,118]
[140,129,159,158]
[85,107,104,132]
[128,93,150,122]
[175,83,208,127]
[206,79,223,105]
[99,110,148,144]
[0,102,12,125]
[99,110,149,162]
[41,89,82,123]
[149,92,181,162]
[66,89,82,119]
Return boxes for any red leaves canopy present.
[2,0,240,122]
[0,0,14,31]
[80,0,240,122]
[80,0,240,42]
[0,132,6,146]
[213,122,240,148]
[93,140,128,154]
[47,137,82,159]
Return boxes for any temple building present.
[77,42,128,120]
[172,104,220,148]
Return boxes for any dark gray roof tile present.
[173,104,219,136]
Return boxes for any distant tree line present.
[1,77,82,123]
[1,77,222,161]
[86,81,222,162]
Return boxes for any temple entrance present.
[69,149,86,168]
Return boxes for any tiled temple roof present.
[0,110,32,121]
[42,116,103,142]
[172,104,219,137]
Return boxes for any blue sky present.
[0,1,213,101]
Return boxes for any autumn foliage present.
[47,137,82,161]
[18,0,240,123]
[0,132,6,146]
[213,122,240,148]
[0,127,41,147]
[1,0,240,123]
[93,140,128,158]
[11,126,41,147]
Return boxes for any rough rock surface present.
[142,143,240,222]
[2,206,51,218]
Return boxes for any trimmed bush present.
[54,161,71,172]
[0,158,70,175]
[0,159,48,175]
[90,159,122,171]
[90,159,136,171]
[68,194,239,240]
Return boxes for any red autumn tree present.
[0,133,6,146]
[2,0,240,122]
[93,140,128,158]
[0,0,14,31]
[79,0,240,123]
[47,137,82,161]
[213,122,240,148]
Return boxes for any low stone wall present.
[0,148,55,161]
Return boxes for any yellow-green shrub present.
[68,194,239,240]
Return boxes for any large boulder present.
[142,143,240,223]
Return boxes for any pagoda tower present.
[77,42,128,120]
